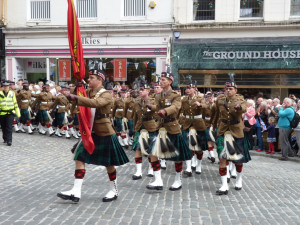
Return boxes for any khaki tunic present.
[31,91,54,110]
[112,98,126,118]
[203,102,216,127]
[181,95,207,131]
[76,86,115,137]
[212,94,246,138]
[124,97,135,120]
[133,98,157,132]
[17,90,32,109]
[154,89,181,134]
[49,94,70,113]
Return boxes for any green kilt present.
[216,135,251,163]
[128,119,134,136]
[167,133,193,161]
[74,133,129,166]
[55,112,65,126]
[115,118,123,132]
[37,110,49,122]
[182,129,208,151]
[205,128,217,142]
[73,114,79,126]
[20,109,30,123]
[132,129,158,154]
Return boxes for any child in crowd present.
[266,117,276,154]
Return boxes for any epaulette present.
[217,94,226,100]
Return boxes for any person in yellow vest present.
[0,81,21,146]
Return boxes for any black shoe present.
[191,166,196,171]
[161,166,167,170]
[102,195,118,202]
[7,142,12,146]
[183,171,192,177]
[132,175,142,180]
[227,178,230,183]
[231,176,237,179]
[216,190,228,195]
[146,184,163,190]
[147,174,154,177]
[235,187,242,191]
[57,193,80,203]
[169,185,182,191]
[195,171,201,175]
[208,157,215,163]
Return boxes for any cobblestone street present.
[0,131,299,225]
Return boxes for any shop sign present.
[59,59,71,81]
[114,59,127,81]
[82,37,101,45]
[203,50,300,60]
[172,43,300,70]
[26,59,47,73]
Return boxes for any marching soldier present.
[16,81,34,134]
[181,82,208,176]
[124,90,135,145]
[57,69,129,203]
[147,72,192,191]
[131,84,158,181]
[0,81,21,146]
[31,84,55,136]
[204,92,217,163]
[112,88,128,147]
[49,86,71,138]
[212,76,251,195]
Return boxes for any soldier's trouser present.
[0,114,14,142]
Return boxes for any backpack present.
[288,110,300,129]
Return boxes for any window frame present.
[239,0,264,21]
[74,0,98,21]
[121,0,147,21]
[192,0,216,22]
[290,0,300,19]
[27,0,51,22]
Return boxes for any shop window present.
[76,0,97,19]
[291,0,300,17]
[124,0,146,17]
[30,0,50,20]
[193,0,215,21]
[240,0,263,18]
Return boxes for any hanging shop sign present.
[59,59,71,81]
[114,58,127,81]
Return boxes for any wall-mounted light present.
[149,1,156,9]
[173,31,181,39]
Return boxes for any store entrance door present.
[27,73,47,84]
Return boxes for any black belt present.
[94,113,110,120]
[141,117,154,121]
[222,119,240,125]
[163,117,176,123]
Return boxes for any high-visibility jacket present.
[0,90,21,117]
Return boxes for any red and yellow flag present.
[67,0,95,154]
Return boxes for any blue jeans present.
[255,121,263,150]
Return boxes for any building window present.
[30,0,50,20]
[124,0,146,17]
[193,0,215,21]
[240,0,263,18]
[76,0,97,19]
[291,0,300,16]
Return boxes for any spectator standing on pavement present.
[255,98,264,152]
[243,99,256,150]
[0,81,21,146]
[266,117,276,155]
[293,106,300,157]
[278,98,295,161]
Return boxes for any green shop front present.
[171,38,300,99]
